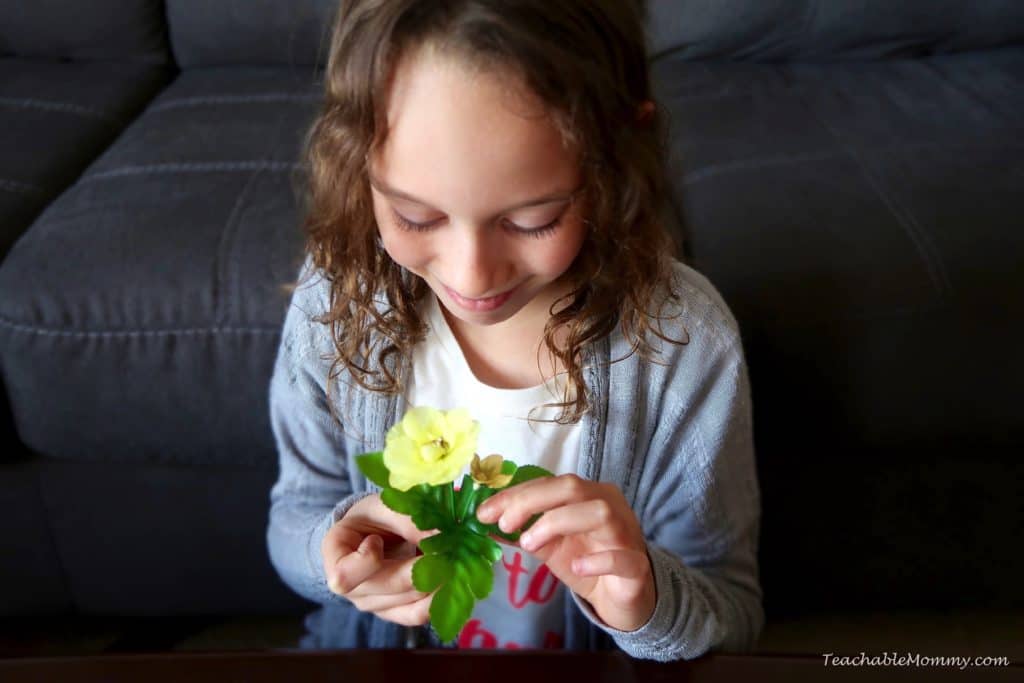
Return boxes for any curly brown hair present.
[294,0,686,425]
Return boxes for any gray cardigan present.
[266,257,764,661]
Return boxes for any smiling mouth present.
[443,284,518,312]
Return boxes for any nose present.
[441,224,511,299]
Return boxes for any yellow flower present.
[383,407,479,491]
[471,453,513,489]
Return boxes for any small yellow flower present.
[383,407,479,491]
[471,453,513,489]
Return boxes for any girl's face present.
[369,46,587,330]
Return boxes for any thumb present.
[412,527,441,545]
[391,511,437,546]
[376,498,437,545]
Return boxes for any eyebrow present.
[367,172,578,213]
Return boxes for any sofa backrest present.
[646,0,1024,60]
[165,0,338,69]
[0,0,168,64]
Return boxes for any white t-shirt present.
[405,293,582,650]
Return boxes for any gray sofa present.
[2,0,1022,648]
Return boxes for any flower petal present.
[491,473,513,488]
[382,407,481,489]
[403,406,443,442]
[480,454,503,477]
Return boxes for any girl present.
[267,0,763,661]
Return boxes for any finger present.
[345,554,420,599]
[341,496,436,547]
[375,592,433,627]
[351,587,430,613]
[489,533,520,547]
[572,548,651,580]
[321,524,369,574]
[518,498,622,553]
[475,478,547,525]
[377,506,438,546]
[328,534,384,594]
[478,474,616,533]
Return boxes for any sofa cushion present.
[0,67,319,467]
[0,0,168,64]
[0,459,73,616]
[165,0,338,69]
[37,458,309,614]
[652,46,1024,611]
[0,58,171,260]
[646,0,1024,61]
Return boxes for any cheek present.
[531,220,587,277]
[378,227,422,269]
[375,211,430,272]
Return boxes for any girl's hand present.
[321,494,436,626]
[475,474,656,632]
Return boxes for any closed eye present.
[389,210,441,232]
[390,208,564,239]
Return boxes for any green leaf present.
[454,475,474,523]
[354,452,389,489]
[490,527,522,543]
[460,529,502,563]
[410,505,450,532]
[415,525,510,644]
[509,464,553,487]
[471,486,495,511]
[456,548,494,600]
[357,452,550,645]
[412,554,454,593]
[419,531,461,555]
[380,487,420,515]
[462,516,493,539]
[442,481,456,521]
[430,578,475,643]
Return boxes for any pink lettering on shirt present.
[455,550,564,649]
[504,551,559,608]
[457,619,564,650]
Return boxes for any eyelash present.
[389,209,563,240]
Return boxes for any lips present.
[443,284,517,313]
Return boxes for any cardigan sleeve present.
[571,331,764,661]
[265,266,376,606]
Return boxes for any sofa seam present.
[0,178,46,195]
[147,93,320,112]
[0,97,113,121]
[0,316,281,337]
[39,455,279,470]
[681,138,1024,187]
[79,161,302,182]
[214,157,266,327]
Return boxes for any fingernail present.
[520,531,535,550]
[477,504,496,523]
